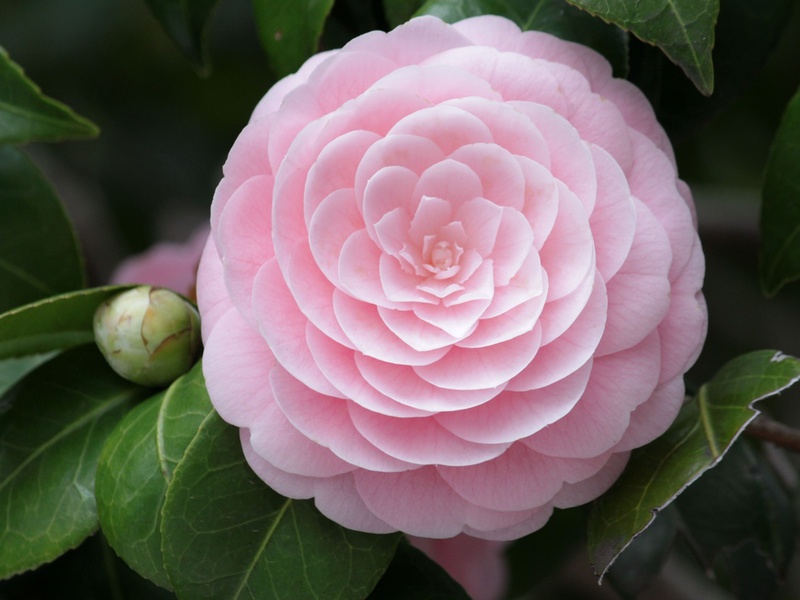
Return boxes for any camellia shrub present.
[1,1,800,599]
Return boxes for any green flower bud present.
[94,286,201,387]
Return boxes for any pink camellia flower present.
[112,227,210,299]
[197,15,707,540]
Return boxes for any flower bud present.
[94,286,201,387]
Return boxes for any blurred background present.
[1,0,800,598]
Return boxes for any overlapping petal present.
[198,15,707,541]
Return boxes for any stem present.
[745,415,800,453]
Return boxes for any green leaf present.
[675,440,795,598]
[413,0,628,77]
[367,542,470,600]
[0,286,134,360]
[161,410,401,599]
[0,146,86,312]
[587,350,800,580]
[606,506,677,599]
[414,0,517,22]
[0,346,149,580]
[0,353,55,397]
[141,0,221,74]
[760,87,800,296]
[563,0,719,95]
[253,0,336,78]
[0,534,176,600]
[0,47,99,144]
[384,0,428,27]
[629,0,792,141]
[96,362,211,590]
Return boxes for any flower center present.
[422,235,463,279]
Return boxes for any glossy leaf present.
[161,410,401,599]
[0,47,98,144]
[414,0,517,22]
[563,0,719,95]
[0,146,85,312]
[676,440,795,598]
[629,0,792,141]
[0,346,149,580]
[0,286,134,360]
[141,0,221,74]
[0,354,55,397]
[96,362,211,590]
[606,506,677,599]
[760,87,800,296]
[384,0,427,27]
[253,0,335,78]
[587,350,800,579]
[367,542,470,600]
[414,0,628,77]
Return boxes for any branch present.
[745,415,800,453]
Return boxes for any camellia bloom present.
[197,16,707,540]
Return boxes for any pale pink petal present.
[212,117,273,231]
[569,92,633,173]
[333,291,449,365]
[203,307,274,426]
[481,250,546,320]
[304,129,380,222]
[510,100,597,212]
[552,451,630,508]
[414,327,542,391]
[338,230,399,308]
[345,16,471,65]
[457,295,546,349]
[355,353,505,412]
[247,398,355,478]
[443,97,551,170]
[253,259,345,397]
[313,472,397,534]
[407,196,454,244]
[216,174,274,326]
[250,51,336,119]
[390,105,494,156]
[196,236,232,340]
[588,144,636,281]
[523,331,662,458]
[657,236,707,383]
[436,360,591,444]
[309,189,364,287]
[508,274,606,392]
[378,305,466,352]
[360,165,420,237]
[537,181,595,301]
[596,199,671,356]
[271,365,417,472]
[408,535,509,600]
[307,326,434,418]
[412,293,492,338]
[379,255,438,304]
[448,143,526,211]
[613,376,686,452]
[373,63,503,105]
[349,403,510,466]
[627,130,694,278]
[413,159,484,212]
[455,197,504,257]
[355,134,444,205]
[517,156,558,247]
[111,227,209,299]
[537,262,594,346]
[487,209,534,286]
[439,443,612,511]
